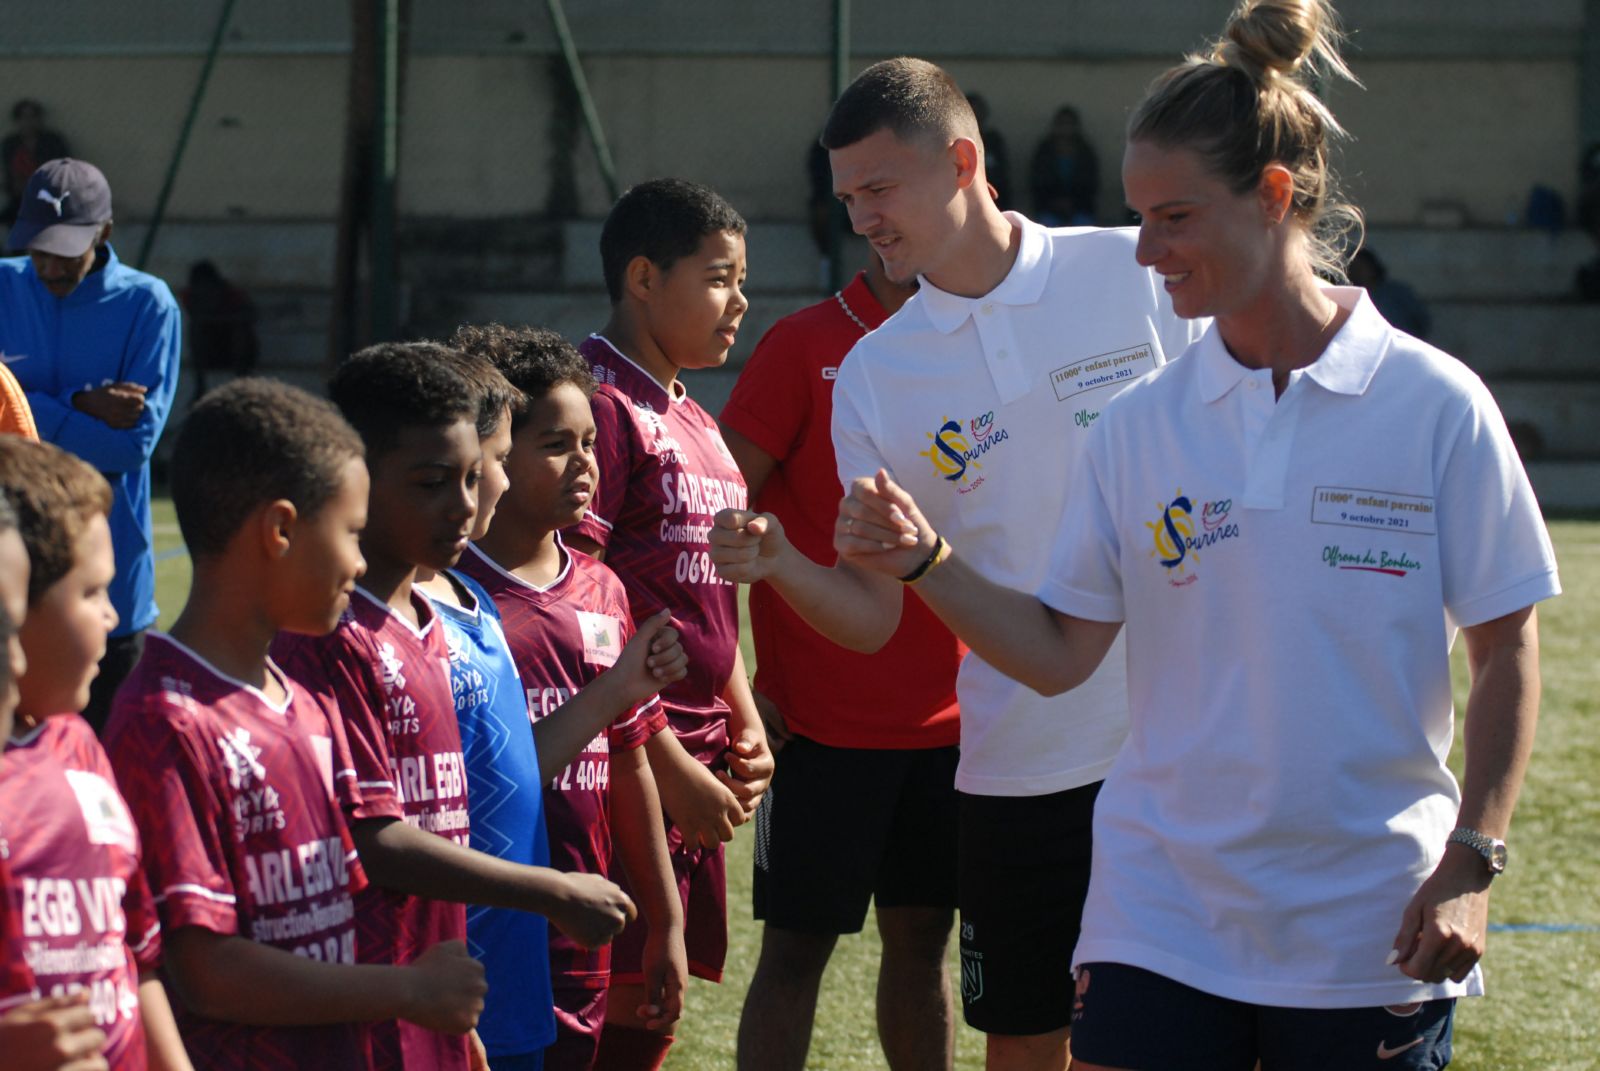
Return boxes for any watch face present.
[1489,842,1509,872]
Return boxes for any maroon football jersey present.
[575,335,747,767]
[103,633,368,1070]
[272,588,470,1071]
[0,715,160,1070]
[0,826,40,1011]
[457,540,665,988]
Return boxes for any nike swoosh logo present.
[1377,1036,1426,1059]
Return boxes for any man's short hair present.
[599,178,747,303]
[169,378,366,558]
[450,324,595,432]
[821,57,979,152]
[0,439,112,605]
[328,342,480,461]
[433,345,522,439]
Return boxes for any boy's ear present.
[623,254,657,303]
[258,499,299,559]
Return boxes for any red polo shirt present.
[721,272,962,749]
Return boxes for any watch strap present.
[1447,826,1507,873]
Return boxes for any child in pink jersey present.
[271,343,636,1071]
[0,439,190,1071]
[457,324,687,1071]
[0,494,113,1070]
[103,379,490,1071]
[563,179,773,1068]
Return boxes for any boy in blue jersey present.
[416,346,687,1071]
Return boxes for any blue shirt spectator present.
[0,159,180,730]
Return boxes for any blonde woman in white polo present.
[831,2,1560,1068]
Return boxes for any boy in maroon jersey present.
[0,439,191,1070]
[564,178,774,1067]
[0,495,112,1071]
[456,324,687,1070]
[102,379,493,1071]
[271,343,636,1071]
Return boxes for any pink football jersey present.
[574,335,747,767]
[0,826,40,1011]
[0,715,160,1069]
[457,540,664,987]
[273,588,470,1071]
[104,634,368,1070]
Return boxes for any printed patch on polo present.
[1049,343,1156,405]
[1310,486,1436,536]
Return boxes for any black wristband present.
[898,534,946,584]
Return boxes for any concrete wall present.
[0,2,1587,227]
[0,53,1581,228]
[0,1,1584,60]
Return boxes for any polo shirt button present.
[997,349,1008,360]
[981,303,994,315]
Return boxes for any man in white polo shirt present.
[711,57,1199,1071]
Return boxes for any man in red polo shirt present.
[721,253,963,1071]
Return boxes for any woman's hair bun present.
[1214,0,1339,83]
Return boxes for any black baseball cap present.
[7,158,113,257]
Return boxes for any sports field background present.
[151,509,1599,1070]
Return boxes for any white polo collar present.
[918,212,1054,335]
[1198,286,1387,404]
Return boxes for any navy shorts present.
[753,737,958,934]
[1071,961,1455,1070]
[957,782,1099,1036]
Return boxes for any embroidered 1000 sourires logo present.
[918,411,1012,494]
[1146,489,1241,587]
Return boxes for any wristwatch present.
[1447,827,1508,875]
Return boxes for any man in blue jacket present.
[0,157,180,731]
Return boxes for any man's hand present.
[835,470,934,578]
[71,382,147,429]
[1390,845,1493,983]
[657,754,746,850]
[637,925,688,1031]
[0,992,109,1071]
[719,727,774,815]
[608,610,689,706]
[400,940,487,1035]
[548,872,637,950]
[751,689,792,755]
[710,509,792,584]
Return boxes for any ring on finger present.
[844,516,854,532]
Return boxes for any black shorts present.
[957,782,1099,1036]
[1071,962,1456,1070]
[752,736,958,934]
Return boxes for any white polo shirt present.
[1040,287,1561,1007]
[832,214,1203,796]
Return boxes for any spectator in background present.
[967,94,1013,210]
[1575,142,1600,301]
[180,260,258,400]
[1030,105,1099,225]
[1348,247,1432,340]
[0,158,181,733]
[1,100,70,228]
